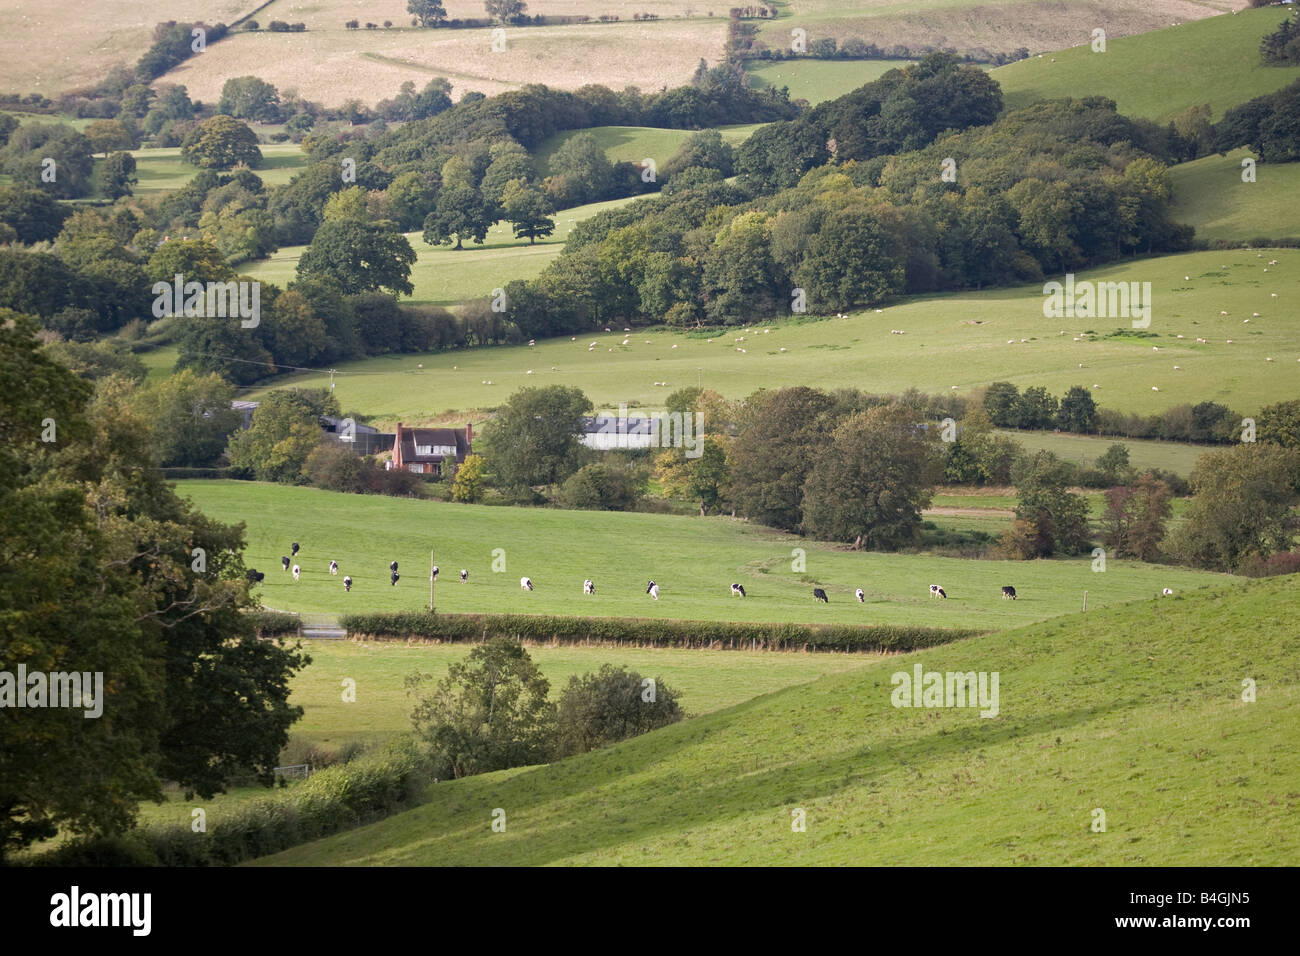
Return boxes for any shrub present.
[339,612,980,653]
[554,664,684,758]
[30,739,431,866]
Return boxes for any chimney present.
[394,422,403,467]
[466,421,473,451]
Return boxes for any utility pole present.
[429,548,436,614]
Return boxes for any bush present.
[557,461,642,510]
[1240,552,1300,578]
[339,612,981,653]
[554,664,684,758]
[30,739,431,866]
[244,609,300,637]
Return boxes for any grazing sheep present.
[584,579,595,595]
[813,587,828,603]
[292,565,301,581]
[343,576,352,592]
[521,577,534,591]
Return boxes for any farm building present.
[388,422,473,476]
[579,415,658,450]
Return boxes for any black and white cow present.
[281,555,291,571]
[583,579,595,595]
[1001,585,1016,600]
[460,569,468,582]
[432,566,439,580]
[521,577,534,591]
[343,576,352,592]
[856,588,865,603]
[291,542,300,557]
[390,560,399,573]
[813,587,828,603]
[391,571,400,586]
[646,581,659,600]
[329,560,339,576]
[246,569,265,584]
[730,583,746,597]
[292,564,301,581]
[929,584,947,599]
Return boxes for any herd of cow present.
[246,544,1029,606]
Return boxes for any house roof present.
[399,427,471,462]
[581,415,657,436]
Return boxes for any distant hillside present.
[994,7,1300,123]
[1169,147,1300,242]
[254,575,1300,866]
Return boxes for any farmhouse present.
[388,422,473,476]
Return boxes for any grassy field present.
[993,7,1300,123]
[131,143,311,195]
[276,639,878,748]
[742,59,913,105]
[533,123,762,176]
[240,194,640,306]
[179,480,1227,628]
[249,249,1300,422]
[1169,148,1300,243]
[253,573,1300,866]
[998,431,1208,478]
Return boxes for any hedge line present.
[339,612,982,653]
[244,609,301,637]
[32,739,431,867]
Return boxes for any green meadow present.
[130,142,312,195]
[252,574,1300,866]
[178,480,1227,627]
[532,123,762,176]
[246,249,1300,422]
[742,59,915,105]
[1169,148,1300,243]
[993,7,1300,122]
[240,195,641,306]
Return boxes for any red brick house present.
[389,422,473,476]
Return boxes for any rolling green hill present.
[131,143,312,195]
[252,574,1300,866]
[532,123,762,176]
[179,480,1225,626]
[742,60,914,105]
[239,195,641,306]
[1169,148,1300,243]
[993,7,1300,122]
[246,249,1300,421]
